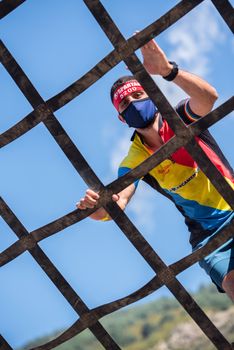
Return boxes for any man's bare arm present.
[76,184,136,221]
[173,70,218,116]
[141,39,218,116]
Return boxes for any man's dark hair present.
[110,75,136,102]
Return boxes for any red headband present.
[113,80,144,111]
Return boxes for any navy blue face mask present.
[121,98,157,128]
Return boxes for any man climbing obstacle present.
[76,39,234,301]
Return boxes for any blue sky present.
[0,0,233,348]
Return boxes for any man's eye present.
[134,92,143,98]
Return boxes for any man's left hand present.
[141,39,172,76]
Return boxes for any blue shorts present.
[193,213,234,293]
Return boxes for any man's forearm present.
[172,69,218,116]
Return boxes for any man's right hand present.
[76,189,100,210]
[76,189,119,210]
[76,183,135,221]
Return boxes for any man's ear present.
[118,114,126,123]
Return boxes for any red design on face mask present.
[113,80,144,111]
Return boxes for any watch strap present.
[163,61,179,81]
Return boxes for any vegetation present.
[20,284,234,350]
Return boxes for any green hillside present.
[20,284,234,350]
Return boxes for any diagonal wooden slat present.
[0,0,25,19]
[0,335,13,350]
[212,0,234,33]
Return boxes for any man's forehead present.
[113,80,141,97]
[113,80,144,110]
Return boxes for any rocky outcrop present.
[152,307,234,350]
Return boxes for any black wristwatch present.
[163,61,179,81]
